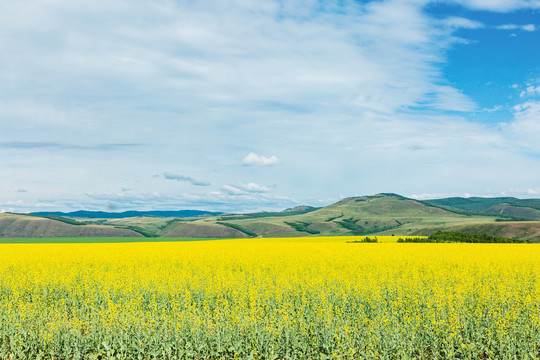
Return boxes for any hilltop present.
[2,194,540,242]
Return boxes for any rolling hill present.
[206,193,499,238]
[424,197,540,220]
[3,194,540,242]
[29,210,222,218]
[0,213,143,238]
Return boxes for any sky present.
[1,0,540,213]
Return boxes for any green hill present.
[200,194,500,238]
[6,194,540,242]
[0,213,143,238]
[424,197,540,220]
[423,197,518,213]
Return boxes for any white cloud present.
[483,105,503,113]
[505,101,540,150]
[442,17,484,29]
[449,0,540,12]
[520,85,540,97]
[410,192,464,200]
[241,183,270,193]
[242,153,280,166]
[498,24,520,30]
[497,24,537,31]
[223,183,271,195]
[221,185,245,195]
[85,189,295,212]
[429,85,477,112]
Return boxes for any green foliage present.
[28,214,89,226]
[217,222,258,237]
[326,214,344,221]
[346,236,378,243]
[397,231,524,243]
[495,217,530,222]
[117,226,158,238]
[284,221,320,234]
[164,218,187,227]
[336,217,396,236]
[336,217,368,235]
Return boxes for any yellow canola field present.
[0,238,539,359]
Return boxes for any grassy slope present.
[159,222,249,238]
[81,194,540,241]
[0,213,143,238]
[482,204,540,220]
[6,194,540,242]
[423,197,518,212]
[198,194,499,238]
[425,197,540,220]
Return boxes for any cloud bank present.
[0,0,539,212]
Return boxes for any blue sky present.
[1,0,540,213]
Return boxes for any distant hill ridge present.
[0,193,538,242]
[30,210,222,219]
[424,197,540,220]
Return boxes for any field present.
[0,237,539,359]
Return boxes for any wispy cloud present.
[505,101,540,151]
[497,24,536,32]
[483,105,503,113]
[242,153,279,166]
[520,85,540,97]
[0,141,143,151]
[442,17,484,29]
[410,192,477,200]
[85,190,295,212]
[0,142,59,149]
[240,183,271,193]
[449,0,540,12]
[222,183,271,195]
[162,172,210,186]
